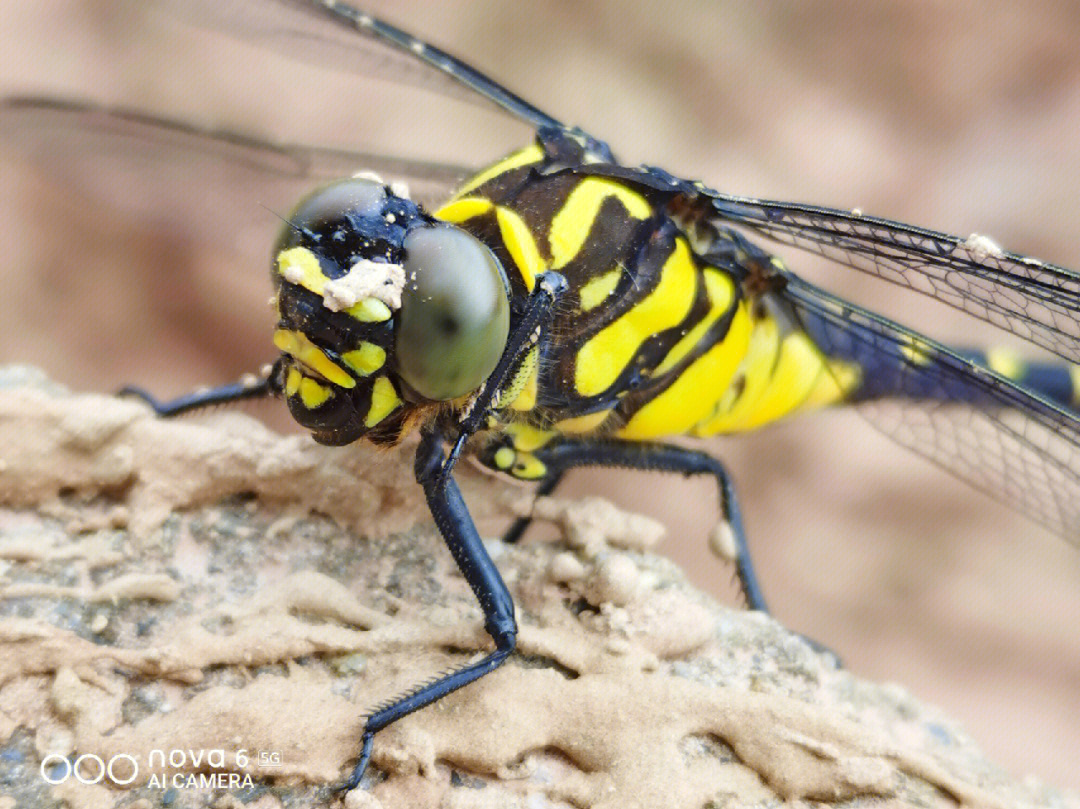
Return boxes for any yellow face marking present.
[345,298,392,322]
[278,246,401,318]
[554,409,612,434]
[273,329,355,389]
[277,246,326,296]
[578,268,621,312]
[496,206,542,291]
[549,178,651,269]
[505,422,556,452]
[985,346,1024,380]
[298,377,332,409]
[620,305,751,439]
[341,342,386,376]
[436,196,494,224]
[364,376,401,428]
[574,238,697,397]
[453,144,544,197]
[653,269,735,376]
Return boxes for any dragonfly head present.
[271,177,511,446]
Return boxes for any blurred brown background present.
[2,0,1078,791]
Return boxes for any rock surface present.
[0,366,1076,809]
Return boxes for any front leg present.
[342,428,516,791]
[119,361,281,416]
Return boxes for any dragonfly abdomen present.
[791,292,1079,414]
[956,347,1079,410]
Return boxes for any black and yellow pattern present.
[426,144,856,473]
[13,0,1080,790]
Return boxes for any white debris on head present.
[961,233,1004,262]
[322,258,406,311]
[390,181,411,200]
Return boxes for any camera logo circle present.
[40,753,139,786]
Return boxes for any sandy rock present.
[0,367,1076,809]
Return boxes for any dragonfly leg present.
[499,468,566,545]
[481,438,768,613]
[342,427,516,791]
[343,277,568,789]
[118,361,280,416]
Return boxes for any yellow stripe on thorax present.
[496,207,542,291]
[653,270,735,375]
[437,197,545,292]
[555,409,612,434]
[549,178,651,269]
[578,268,621,312]
[452,144,544,198]
[574,238,697,397]
[618,302,751,439]
[437,197,493,224]
[730,332,830,431]
[503,421,556,452]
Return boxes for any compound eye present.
[396,226,510,401]
[275,177,386,251]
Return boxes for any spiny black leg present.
[500,468,565,545]
[118,362,280,417]
[443,271,567,478]
[511,439,768,613]
[342,275,564,789]
[341,428,517,792]
[449,269,568,541]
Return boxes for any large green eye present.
[396,226,510,401]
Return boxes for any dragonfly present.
[3,1,1079,792]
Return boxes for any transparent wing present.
[0,96,473,387]
[0,96,472,223]
[141,0,568,134]
[708,193,1080,364]
[782,273,1080,542]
